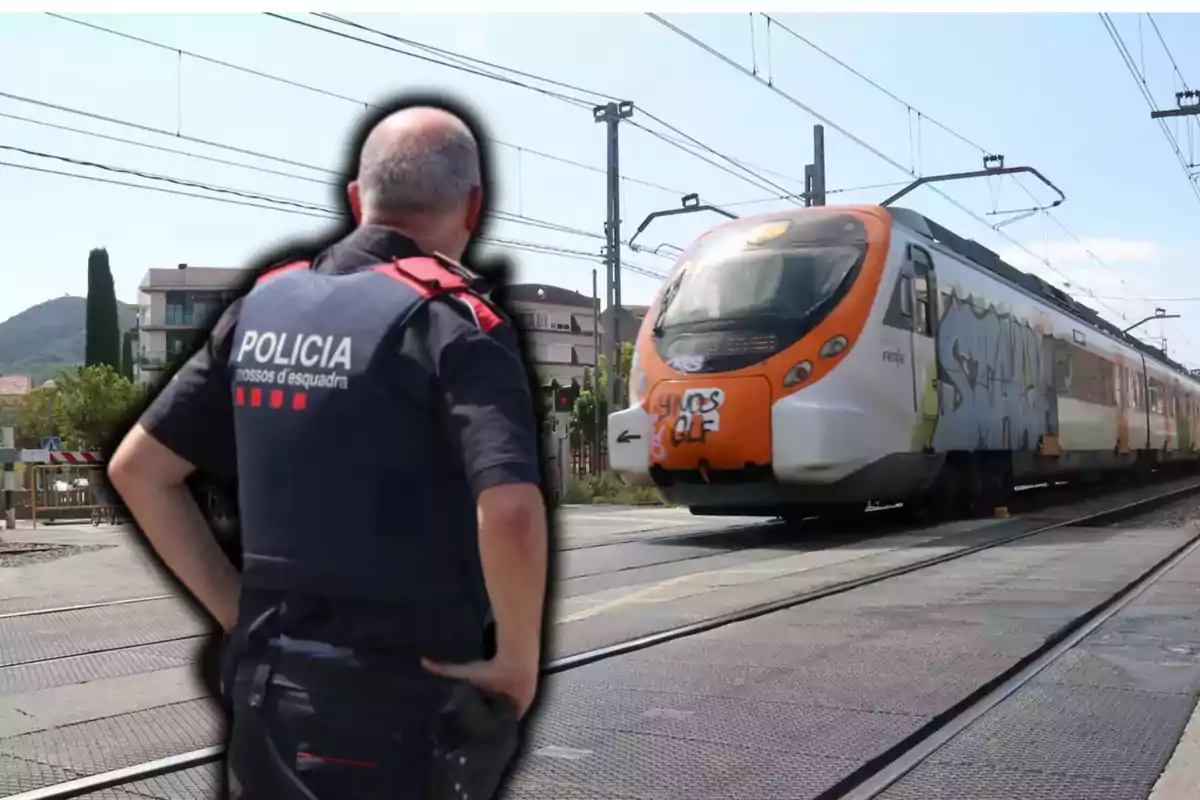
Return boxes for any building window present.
[164,291,226,327]
[166,331,193,358]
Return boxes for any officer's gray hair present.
[358,113,481,217]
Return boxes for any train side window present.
[914,276,931,336]
[908,245,936,337]
[899,275,913,318]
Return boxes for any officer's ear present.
[347,181,363,224]
[465,184,483,234]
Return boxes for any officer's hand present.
[420,654,539,719]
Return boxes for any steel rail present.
[834,521,1200,798]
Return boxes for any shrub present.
[563,471,670,506]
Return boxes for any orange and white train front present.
[608,205,928,516]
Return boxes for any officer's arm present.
[424,300,548,671]
[108,302,242,632]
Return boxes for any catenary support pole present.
[812,124,826,207]
[592,266,601,473]
[594,100,634,415]
[2,427,15,530]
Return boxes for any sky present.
[3,12,1200,363]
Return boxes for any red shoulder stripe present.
[255,260,310,287]
[392,257,469,291]
[371,261,504,334]
[452,293,504,334]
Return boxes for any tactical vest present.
[228,256,504,653]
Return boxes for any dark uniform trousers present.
[222,603,488,800]
[221,256,521,800]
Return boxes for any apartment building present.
[134,267,605,397]
[134,264,249,386]
[503,284,598,388]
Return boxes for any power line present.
[1,107,690,256]
[758,13,1144,300]
[265,13,594,109]
[1146,13,1191,93]
[0,89,336,176]
[716,180,911,208]
[312,12,613,108]
[1101,13,1200,203]
[0,141,647,249]
[761,15,987,158]
[631,110,804,202]
[39,12,700,202]
[35,13,836,243]
[0,110,337,187]
[646,13,1131,325]
[262,12,804,207]
[0,149,670,281]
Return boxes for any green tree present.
[571,342,635,445]
[120,331,135,382]
[49,365,142,450]
[12,385,58,446]
[85,248,121,371]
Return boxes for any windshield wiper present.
[652,272,685,335]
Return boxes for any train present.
[607,204,1200,521]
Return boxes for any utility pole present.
[804,124,827,207]
[592,267,601,473]
[2,426,14,530]
[595,100,634,416]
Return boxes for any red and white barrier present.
[47,451,103,465]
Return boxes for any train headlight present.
[630,367,647,406]
[629,346,647,406]
[783,360,813,387]
[819,335,849,359]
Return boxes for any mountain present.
[0,296,138,385]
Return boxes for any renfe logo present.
[235,331,352,371]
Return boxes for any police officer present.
[109,105,549,799]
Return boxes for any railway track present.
[0,475,1149,626]
[7,476,1200,800]
[0,475,1150,678]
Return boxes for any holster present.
[428,681,520,800]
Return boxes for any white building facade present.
[134,264,249,387]
[502,284,599,389]
[134,269,603,397]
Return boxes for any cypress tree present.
[85,248,121,370]
[120,330,135,382]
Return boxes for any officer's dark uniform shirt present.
[138,225,541,660]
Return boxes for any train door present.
[909,245,941,445]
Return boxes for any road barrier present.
[0,442,112,527]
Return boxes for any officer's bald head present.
[348,106,483,259]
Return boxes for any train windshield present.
[655,212,869,331]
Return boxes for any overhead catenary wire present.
[0,141,651,248]
[25,13,1178,339]
[33,13,895,241]
[645,12,1133,327]
[0,151,669,280]
[1101,13,1200,203]
[37,12,702,203]
[261,12,809,207]
[757,13,1149,304]
[1146,13,1192,94]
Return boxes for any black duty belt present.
[223,600,520,800]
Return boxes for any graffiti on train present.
[653,387,726,446]
[931,291,1057,451]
